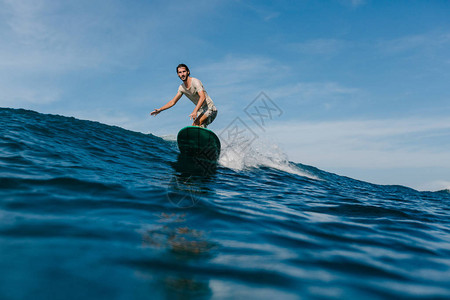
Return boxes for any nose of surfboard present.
[177,126,221,161]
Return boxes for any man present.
[150,64,218,128]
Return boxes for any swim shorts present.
[197,108,217,128]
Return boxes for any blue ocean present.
[1,107,449,299]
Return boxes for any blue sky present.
[1,0,449,191]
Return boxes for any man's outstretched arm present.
[151,92,182,116]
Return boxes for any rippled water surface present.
[1,108,449,299]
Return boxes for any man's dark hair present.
[176,64,190,75]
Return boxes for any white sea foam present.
[218,137,318,180]
[161,134,177,142]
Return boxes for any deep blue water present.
[1,107,449,299]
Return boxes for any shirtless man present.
[150,64,218,128]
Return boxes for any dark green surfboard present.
[177,126,221,161]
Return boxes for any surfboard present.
[177,126,221,161]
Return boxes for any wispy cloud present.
[377,32,450,55]
[196,55,289,96]
[286,31,450,60]
[0,0,152,72]
[287,39,349,56]
[338,0,367,8]
[271,81,360,103]
[265,117,450,169]
[234,1,280,21]
[350,0,366,7]
[0,0,158,106]
[0,79,61,105]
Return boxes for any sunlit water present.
[1,108,449,299]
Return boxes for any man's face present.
[177,67,189,81]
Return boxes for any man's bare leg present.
[192,113,209,127]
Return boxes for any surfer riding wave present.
[150,64,218,128]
